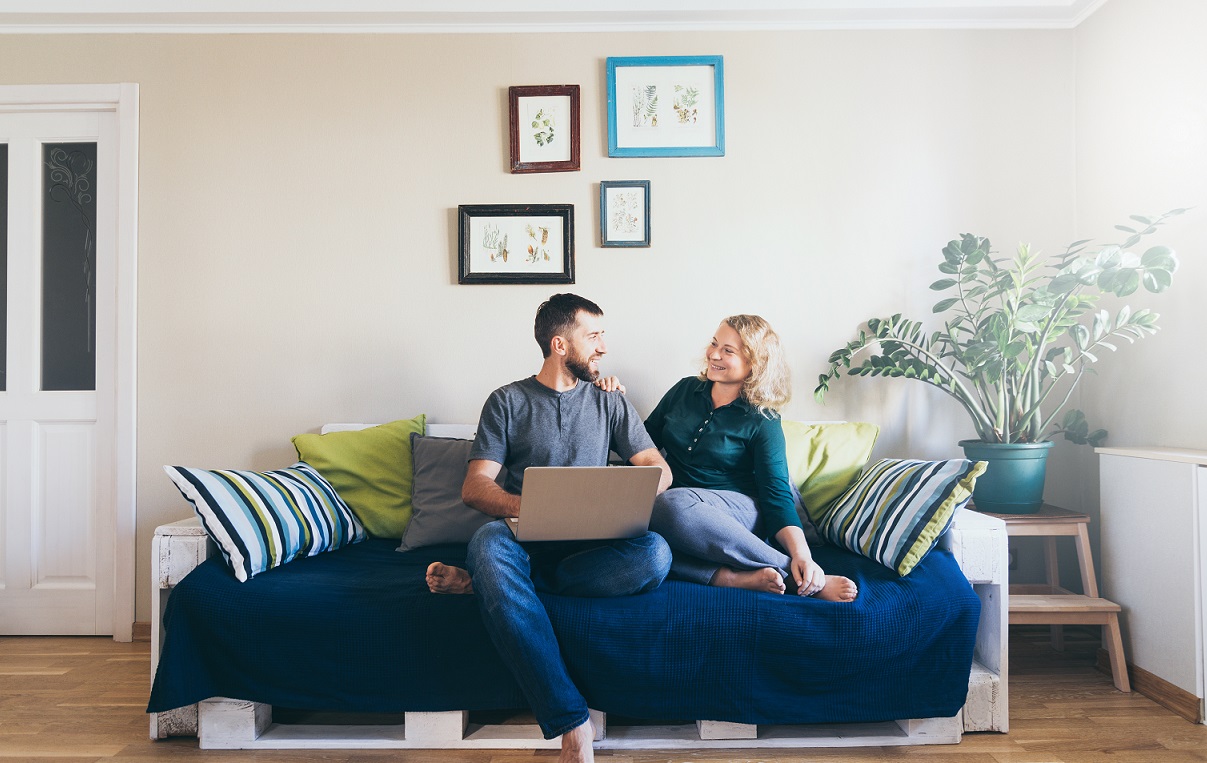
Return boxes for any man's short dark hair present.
[534,293,604,358]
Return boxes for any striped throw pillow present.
[164,462,367,582]
[816,458,987,576]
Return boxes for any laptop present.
[505,465,662,542]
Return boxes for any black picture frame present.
[458,204,575,285]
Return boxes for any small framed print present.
[600,181,651,248]
[606,55,725,158]
[509,85,581,174]
[458,204,574,284]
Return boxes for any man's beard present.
[566,353,599,383]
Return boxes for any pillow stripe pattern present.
[816,458,987,576]
[164,462,366,582]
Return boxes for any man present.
[426,293,672,763]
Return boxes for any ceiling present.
[0,0,1110,33]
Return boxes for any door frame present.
[0,84,138,641]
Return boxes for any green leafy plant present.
[815,210,1186,446]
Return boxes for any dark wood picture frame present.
[509,85,581,174]
[458,204,575,285]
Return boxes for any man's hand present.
[629,447,673,494]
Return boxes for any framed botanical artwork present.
[599,180,651,247]
[606,55,725,158]
[458,204,574,285]
[509,85,581,173]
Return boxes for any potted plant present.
[815,210,1185,513]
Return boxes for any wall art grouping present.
[462,56,722,283]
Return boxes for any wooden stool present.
[980,504,1130,692]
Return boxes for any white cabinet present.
[1097,446,1206,723]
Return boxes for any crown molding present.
[0,1,1112,34]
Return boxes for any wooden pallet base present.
[195,699,965,750]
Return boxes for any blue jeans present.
[466,520,671,739]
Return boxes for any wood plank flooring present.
[1,628,1204,761]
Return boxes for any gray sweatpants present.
[648,487,791,585]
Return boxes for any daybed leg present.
[198,698,271,749]
[589,708,606,741]
[404,711,469,743]
[696,720,758,740]
[895,715,963,743]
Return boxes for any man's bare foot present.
[426,562,473,595]
[558,718,595,763]
[711,567,786,594]
[809,574,858,602]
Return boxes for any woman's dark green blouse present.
[644,376,800,536]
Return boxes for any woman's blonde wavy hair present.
[698,314,792,415]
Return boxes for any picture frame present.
[509,85,581,173]
[599,180,651,247]
[606,55,725,158]
[458,204,574,285]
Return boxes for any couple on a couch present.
[425,292,856,763]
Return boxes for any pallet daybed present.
[148,423,1008,751]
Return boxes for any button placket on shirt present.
[687,411,714,452]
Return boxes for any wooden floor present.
[1,628,1204,762]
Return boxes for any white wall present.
[1059,0,1207,621]
[0,30,1077,621]
[1076,0,1207,453]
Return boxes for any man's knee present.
[636,531,672,591]
[467,520,515,571]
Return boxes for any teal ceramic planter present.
[958,440,1054,514]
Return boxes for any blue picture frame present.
[606,55,725,158]
[599,180,651,247]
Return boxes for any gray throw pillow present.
[397,434,496,552]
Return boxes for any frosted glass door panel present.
[41,142,96,392]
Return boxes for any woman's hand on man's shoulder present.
[594,376,626,394]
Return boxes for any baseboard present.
[132,622,151,642]
[1097,648,1203,723]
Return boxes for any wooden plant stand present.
[982,503,1130,692]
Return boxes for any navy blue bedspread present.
[148,538,979,724]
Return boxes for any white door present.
[0,109,117,635]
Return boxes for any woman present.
[643,315,856,600]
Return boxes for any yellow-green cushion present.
[291,415,426,538]
[781,421,879,523]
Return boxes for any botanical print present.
[529,107,555,147]
[673,84,699,124]
[469,214,565,275]
[524,223,552,263]
[631,85,658,128]
[609,191,642,236]
[481,223,509,263]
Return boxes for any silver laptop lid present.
[511,466,661,542]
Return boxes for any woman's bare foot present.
[426,562,473,595]
[711,567,786,594]
[809,574,858,602]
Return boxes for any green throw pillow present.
[292,415,426,539]
[781,421,880,523]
